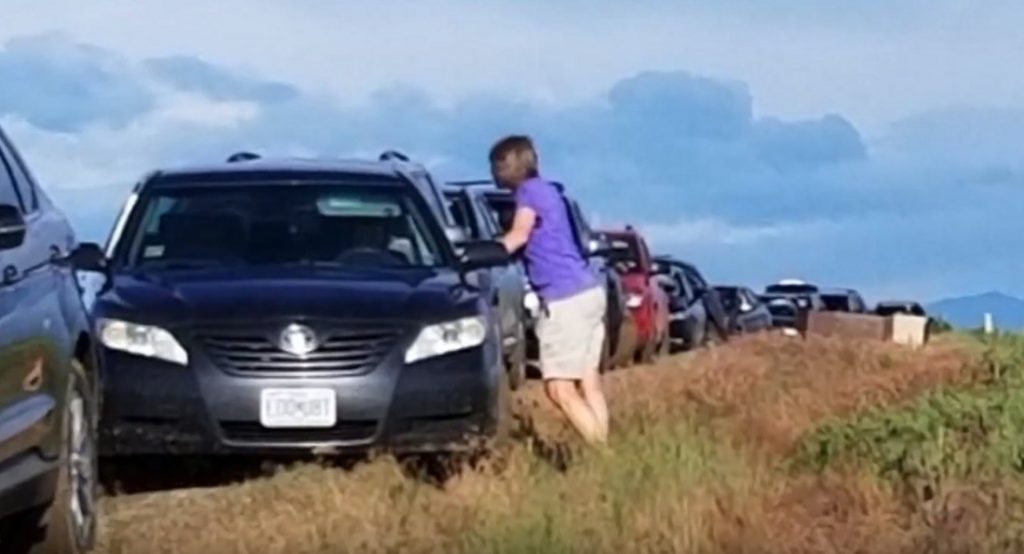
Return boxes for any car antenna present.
[379,149,410,162]
[227,151,260,163]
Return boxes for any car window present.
[444,192,480,239]
[484,194,516,233]
[0,148,21,208]
[717,288,738,312]
[673,269,693,301]
[474,196,501,238]
[821,294,849,311]
[121,184,445,270]
[0,131,38,213]
[746,289,762,307]
[684,270,705,294]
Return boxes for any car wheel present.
[484,362,514,458]
[638,337,657,364]
[506,323,528,391]
[658,331,671,357]
[1,361,97,554]
[705,319,727,347]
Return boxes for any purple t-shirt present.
[515,177,597,302]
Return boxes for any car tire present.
[506,323,528,391]
[638,337,657,364]
[658,331,671,357]
[484,363,514,458]
[0,361,97,554]
[705,319,727,347]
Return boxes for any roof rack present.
[378,149,411,163]
[226,151,260,163]
[448,179,494,187]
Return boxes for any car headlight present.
[405,316,488,363]
[626,293,644,309]
[98,318,189,366]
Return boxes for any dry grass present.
[95,333,998,554]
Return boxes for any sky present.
[1,0,1022,302]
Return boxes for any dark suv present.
[0,126,99,553]
[651,257,729,350]
[442,183,529,389]
[82,156,511,458]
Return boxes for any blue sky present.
[1,1,1022,302]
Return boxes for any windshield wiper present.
[139,260,227,270]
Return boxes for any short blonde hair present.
[489,135,538,174]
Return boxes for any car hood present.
[95,266,480,325]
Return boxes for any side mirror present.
[458,240,509,271]
[70,242,109,273]
[445,226,468,245]
[0,203,27,252]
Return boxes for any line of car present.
[0,130,933,552]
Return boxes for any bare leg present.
[545,379,605,444]
[579,364,609,442]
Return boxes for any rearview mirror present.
[458,240,509,271]
[0,203,26,251]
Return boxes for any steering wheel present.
[335,247,409,266]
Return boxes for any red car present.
[600,226,671,363]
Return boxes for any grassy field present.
[95,333,1024,554]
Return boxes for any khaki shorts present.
[537,286,607,380]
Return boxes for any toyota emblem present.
[278,324,319,358]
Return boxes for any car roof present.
[443,181,504,197]
[877,300,922,307]
[145,156,415,188]
[820,287,862,295]
[654,256,698,271]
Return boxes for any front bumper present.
[97,338,503,456]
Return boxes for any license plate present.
[260,388,337,428]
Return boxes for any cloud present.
[0,33,153,132]
[144,56,299,104]
[1,32,1021,301]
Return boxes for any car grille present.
[219,420,377,444]
[197,325,403,374]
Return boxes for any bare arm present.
[501,206,536,254]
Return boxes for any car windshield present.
[877,304,924,316]
[121,184,446,269]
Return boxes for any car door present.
[470,193,523,345]
[738,288,771,331]
[0,133,71,465]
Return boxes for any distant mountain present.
[927,291,1024,330]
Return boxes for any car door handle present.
[3,265,18,285]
